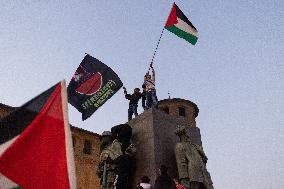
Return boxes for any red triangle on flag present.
[0,81,76,189]
[165,3,178,28]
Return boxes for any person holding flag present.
[144,63,158,109]
[123,86,144,121]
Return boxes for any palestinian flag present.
[0,81,76,189]
[165,3,198,45]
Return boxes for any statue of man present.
[97,124,136,189]
[174,125,214,189]
[97,131,118,189]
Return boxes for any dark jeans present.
[128,104,138,121]
[146,90,158,109]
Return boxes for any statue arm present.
[194,143,208,163]
[96,162,103,177]
[175,143,189,180]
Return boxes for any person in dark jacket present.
[154,165,176,189]
[141,84,146,110]
[115,148,135,189]
[123,87,143,121]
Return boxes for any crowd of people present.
[135,165,185,189]
[123,63,158,121]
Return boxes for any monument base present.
[128,108,202,186]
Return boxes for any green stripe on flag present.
[166,25,198,45]
[10,187,22,189]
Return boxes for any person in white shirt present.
[144,63,158,109]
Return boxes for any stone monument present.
[128,98,204,186]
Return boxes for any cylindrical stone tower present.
[158,98,199,127]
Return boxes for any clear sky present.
[0,1,283,188]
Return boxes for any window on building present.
[162,106,169,114]
[83,140,92,155]
[179,107,186,117]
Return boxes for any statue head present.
[100,131,113,152]
[111,124,132,152]
[175,125,190,142]
[174,125,187,136]
[101,131,112,137]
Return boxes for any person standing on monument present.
[141,84,146,110]
[137,176,153,189]
[174,125,214,189]
[144,63,158,109]
[154,165,176,189]
[123,87,143,121]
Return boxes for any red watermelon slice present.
[75,72,102,95]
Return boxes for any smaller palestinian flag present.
[0,81,76,189]
[165,3,198,45]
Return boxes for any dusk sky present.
[0,1,283,188]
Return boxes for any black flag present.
[67,54,123,120]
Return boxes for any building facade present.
[71,126,100,189]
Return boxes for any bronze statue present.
[99,131,114,153]
[174,125,214,189]
[97,124,136,189]
[96,131,118,189]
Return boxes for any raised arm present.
[123,87,132,100]
[151,65,155,83]
[123,86,127,95]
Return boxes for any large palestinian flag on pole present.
[68,54,123,120]
[0,81,76,189]
[165,3,198,45]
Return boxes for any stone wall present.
[129,107,202,186]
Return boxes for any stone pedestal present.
[128,108,202,186]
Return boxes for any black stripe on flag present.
[175,4,197,31]
[0,84,58,145]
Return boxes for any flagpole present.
[148,27,165,71]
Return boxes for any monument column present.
[129,98,202,186]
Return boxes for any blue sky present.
[0,1,283,188]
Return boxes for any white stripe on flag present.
[175,18,198,36]
[61,80,77,189]
[0,173,18,189]
[0,137,18,156]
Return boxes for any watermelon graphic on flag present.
[72,65,103,95]
[68,54,123,120]
[165,3,198,45]
[0,81,76,189]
